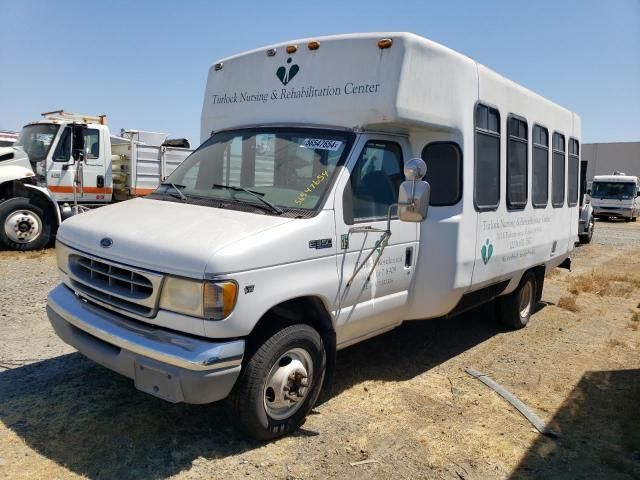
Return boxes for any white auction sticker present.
[300,138,343,151]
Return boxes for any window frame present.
[343,139,405,225]
[531,123,549,208]
[567,137,579,207]
[506,114,529,210]
[420,141,463,206]
[474,102,502,212]
[551,131,566,208]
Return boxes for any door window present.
[346,141,404,223]
[84,129,100,160]
[53,127,71,162]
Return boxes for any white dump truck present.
[589,172,640,221]
[47,33,581,439]
[0,110,192,250]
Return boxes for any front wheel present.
[496,271,537,330]
[0,198,52,251]
[227,324,326,440]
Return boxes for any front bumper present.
[593,207,633,218]
[47,284,244,404]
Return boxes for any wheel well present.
[530,265,546,303]
[245,296,337,398]
[11,183,59,231]
[247,296,335,355]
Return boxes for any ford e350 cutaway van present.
[47,32,581,439]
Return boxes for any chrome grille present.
[67,253,162,317]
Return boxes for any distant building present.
[583,142,640,180]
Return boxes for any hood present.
[0,147,35,182]
[57,197,295,278]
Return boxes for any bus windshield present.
[591,181,636,199]
[15,124,60,163]
[158,127,355,214]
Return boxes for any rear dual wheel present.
[227,324,326,440]
[497,271,537,330]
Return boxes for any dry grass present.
[557,295,579,312]
[607,338,626,348]
[632,311,640,323]
[568,269,640,298]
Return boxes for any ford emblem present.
[100,237,113,248]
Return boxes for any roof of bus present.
[201,32,579,141]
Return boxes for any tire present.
[579,217,594,244]
[227,324,326,440]
[631,217,637,222]
[0,198,52,251]
[497,271,537,330]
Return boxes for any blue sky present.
[1,0,638,145]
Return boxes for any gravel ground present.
[0,220,639,479]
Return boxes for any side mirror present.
[586,189,591,195]
[398,158,430,222]
[72,124,85,162]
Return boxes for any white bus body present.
[590,173,640,221]
[47,33,581,439]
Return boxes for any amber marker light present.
[286,44,298,54]
[378,38,393,49]
[307,41,320,50]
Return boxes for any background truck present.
[589,172,640,222]
[0,110,193,250]
[0,130,18,147]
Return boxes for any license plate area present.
[134,361,183,403]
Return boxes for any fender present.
[22,184,62,227]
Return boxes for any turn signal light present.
[378,38,393,49]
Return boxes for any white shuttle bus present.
[47,33,581,439]
[590,173,640,221]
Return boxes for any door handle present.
[405,247,413,268]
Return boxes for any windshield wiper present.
[160,182,187,201]
[212,183,283,215]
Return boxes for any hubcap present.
[519,281,534,318]
[263,348,313,420]
[4,210,42,244]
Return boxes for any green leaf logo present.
[276,58,299,85]
[481,239,494,265]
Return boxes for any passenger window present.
[421,142,462,206]
[507,116,528,209]
[474,104,501,210]
[84,129,100,159]
[347,141,404,222]
[53,127,71,162]
[568,138,579,206]
[532,125,549,207]
[552,132,565,207]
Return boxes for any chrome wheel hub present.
[4,210,42,244]
[263,348,313,420]
[519,281,534,318]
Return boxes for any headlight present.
[159,276,237,320]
